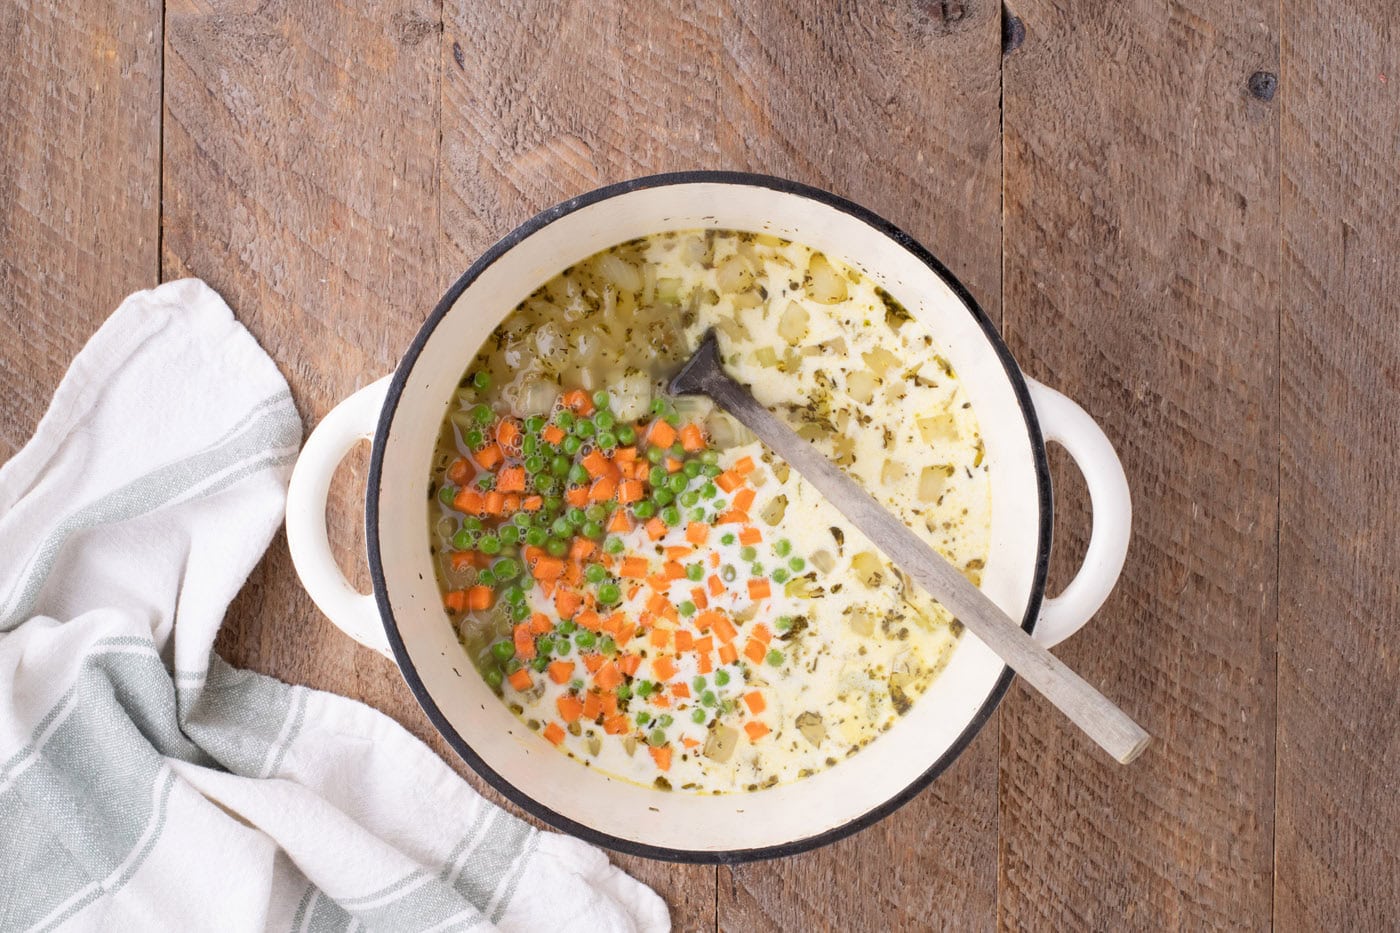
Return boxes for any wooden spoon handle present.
[674,338,1150,764]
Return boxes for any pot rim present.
[366,170,1053,864]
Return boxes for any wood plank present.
[442,2,1003,928]
[1276,3,1400,927]
[0,0,162,458]
[999,1,1280,927]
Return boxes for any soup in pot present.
[427,231,990,793]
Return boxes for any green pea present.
[594,410,615,431]
[775,539,792,557]
[585,564,607,584]
[518,575,534,592]
[604,536,625,555]
[617,425,637,445]
[789,557,806,572]
[648,729,667,747]
[678,600,696,616]
[525,455,546,475]
[657,714,674,728]
[569,678,584,691]
[721,698,736,714]
[534,475,557,494]
[647,466,667,487]
[700,482,717,499]
[690,508,707,522]
[477,569,496,587]
[595,430,618,449]
[597,583,621,605]
[537,636,555,655]
[491,641,514,662]
[492,558,519,581]
[560,506,581,525]
[479,535,502,555]
[599,635,617,655]
[484,668,503,689]
[497,525,520,545]
[568,464,589,486]
[451,528,475,550]
[702,463,722,477]
[691,708,708,724]
[616,683,632,700]
[514,602,533,621]
[521,435,538,457]
[462,516,483,531]
[562,435,583,456]
[661,505,681,526]
[679,490,700,507]
[525,415,546,434]
[700,690,717,708]
[472,372,491,390]
[714,669,730,686]
[740,545,757,561]
[558,620,578,634]
[772,568,789,583]
[546,538,569,558]
[766,649,785,666]
[512,511,535,528]
[635,710,652,725]
[750,562,764,575]
[575,631,596,649]
[464,428,484,449]
[683,460,703,479]
[531,656,549,672]
[665,413,681,428]
[686,563,705,581]
[525,527,547,547]
[666,473,688,493]
[555,410,575,430]
[669,443,684,458]
[592,390,610,410]
[636,681,654,698]
[438,485,457,506]
[632,501,656,519]
[646,446,665,464]
[653,488,674,507]
[475,474,494,490]
[584,503,607,522]
[573,418,595,438]
[582,520,604,539]
[721,533,736,546]
[649,398,667,416]
[544,496,563,513]
[471,404,493,425]
[551,455,570,477]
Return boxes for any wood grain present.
[0,0,162,458]
[1000,0,1280,928]
[1277,2,1400,927]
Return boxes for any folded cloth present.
[0,280,668,933]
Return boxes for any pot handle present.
[285,376,394,658]
[1024,379,1132,648]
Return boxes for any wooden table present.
[4,1,1396,929]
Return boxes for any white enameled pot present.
[284,173,1131,862]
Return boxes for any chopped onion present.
[917,413,959,444]
[705,411,756,447]
[806,253,848,303]
[861,346,902,376]
[610,370,651,421]
[716,254,754,293]
[919,465,949,502]
[597,252,643,292]
[778,301,810,345]
[847,369,879,404]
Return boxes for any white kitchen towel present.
[0,280,669,933]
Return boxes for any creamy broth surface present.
[428,231,990,792]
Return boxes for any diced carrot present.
[709,552,721,567]
[715,470,743,493]
[743,637,766,664]
[523,545,544,565]
[608,510,633,534]
[649,628,671,649]
[614,625,634,648]
[674,630,694,652]
[670,682,690,699]
[496,420,521,449]
[651,693,671,708]
[711,616,738,644]
[603,714,629,735]
[484,491,506,514]
[619,653,642,676]
[557,694,584,723]
[582,691,603,720]
[533,557,565,581]
[581,449,611,478]
[646,592,670,615]
[443,590,467,612]
[543,722,565,745]
[751,622,772,644]
[569,538,596,561]
[646,573,671,592]
[708,575,724,597]
[503,494,521,513]
[717,510,749,525]
[563,561,584,587]
[694,610,719,631]
[548,660,575,684]
[694,636,713,656]
[664,561,685,580]
[733,455,756,476]
[659,602,679,623]
[617,480,643,506]
[718,643,738,665]
[496,466,525,493]
[648,745,672,771]
[514,624,537,659]
[555,589,582,619]
[648,420,678,448]
[614,446,638,462]
[565,486,589,507]
[589,476,617,502]
[744,721,770,741]
[576,609,603,631]
[652,656,678,681]
[522,495,544,511]
[453,489,484,513]
[447,457,473,484]
[467,586,494,611]
[582,654,605,673]
[594,661,623,690]
[664,545,692,560]
[744,691,767,714]
[619,557,648,579]
[600,692,620,718]
[697,652,713,674]
[542,424,565,445]
[748,578,772,600]
[679,423,705,452]
[685,522,709,546]
[563,389,595,415]
[475,444,503,470]
[633,460,650,480]
[665,457,683,473]
[681,737,700,749]
[600,613,625,635]
[507,668,532,691]
[691,587,708,610]
[738,521,761,543]
[645,517,667,541]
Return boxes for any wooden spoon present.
[670,332,1150,764]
